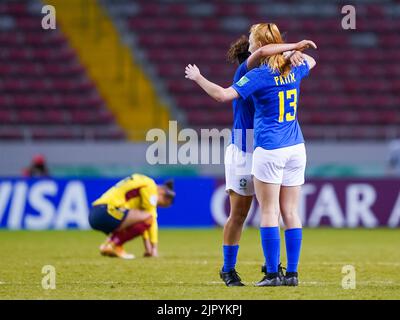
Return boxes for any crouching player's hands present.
[150,245,158,257]
[185,64,201,81]
[143,238,158,257]
[143,248,158,257]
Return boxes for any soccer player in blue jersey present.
[185,23,316,287]
[219,36,255,287]
[217,36,307,287]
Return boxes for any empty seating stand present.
[104,0,400,140]
[0,0,125,141]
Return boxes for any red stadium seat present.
[70,110,114,125]
[31,128,84,141]
[0,1,123,141]
[109,0,397,139]
[0,110,15,123]
[0,128,24,140]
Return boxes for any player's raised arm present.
[247,40,317,70]
[185,64,239,103]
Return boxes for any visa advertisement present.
[0,177,399,229]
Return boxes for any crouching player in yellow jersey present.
[89,174,175,259]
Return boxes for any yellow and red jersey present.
[93,174,159,243]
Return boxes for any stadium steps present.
[48,0,170,140]
[103,0,400,140]
[0,0,126,141]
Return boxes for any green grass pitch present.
[0,228,399,300]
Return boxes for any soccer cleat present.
[113,245,135,260]
[256,265,283,287]
[219,269,245,287]
[99,238,112,253]
[283,272,299,286]
[278,263,286,281]
[100,242,135,260]
[255,272,282,287]
[261,263,286,282]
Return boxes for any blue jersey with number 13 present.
[232,61,310,150]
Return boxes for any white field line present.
[0,280,397,287]
[153,260,400,266]
[318,262,400,266]
[43,259,400,267]
[0,281,186,285]
[205,280,397,286]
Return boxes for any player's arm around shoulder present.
[302,53,317,70]
[247,40,317,70]
[286,40,317,72]
[293,40,317,70]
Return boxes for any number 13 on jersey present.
[278,88,298,123]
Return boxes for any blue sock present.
[222,245,239,272]
[260,227,280,273]
[285,228,302,273]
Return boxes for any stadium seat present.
[0,128,25,140]
[0,0,123,141]
[101,0,399,140]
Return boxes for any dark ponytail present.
[227,35,251,65]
